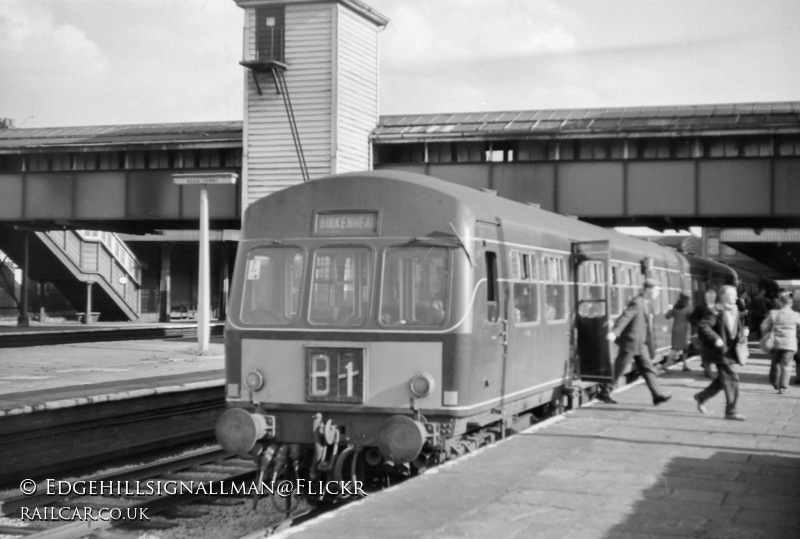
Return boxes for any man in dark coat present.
[694,284,747,420]
[598,278,672,406]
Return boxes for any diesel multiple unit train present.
[215,170,744,492]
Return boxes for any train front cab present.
[215,174,608,478]
[215,176,501,477]
[216,239,459,466]
[214,172,730,482]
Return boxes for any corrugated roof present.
[3,101,799,151]
[372,102,800,141]
[0,121,243,151]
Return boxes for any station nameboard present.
[314,211,378,236]
[172,173,239,185]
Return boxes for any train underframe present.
[217,379,599,510]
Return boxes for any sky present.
[1,0,799,128]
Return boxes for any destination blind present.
[313,212,378,236]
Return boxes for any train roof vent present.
[526,202,541,209]
[479,188,498,196]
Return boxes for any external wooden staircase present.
[0,229,141,321]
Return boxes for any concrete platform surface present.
[284,352,800,539]
[0,335,224,415]
[0,320,216,334]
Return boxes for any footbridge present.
[371,102,800,278]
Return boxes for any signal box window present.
[240,247,303,325]
[255,5,285,62]
[309,247,372,326]
[543,255,567,322]
[510,251,539,324]
[380,247,450,327]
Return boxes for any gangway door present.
[571,240,613,382]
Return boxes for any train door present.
[475,222,510,407]
[571,240,613,383]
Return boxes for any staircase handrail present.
[37,230,140,320]
[75,230,142,283]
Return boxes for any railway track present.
[0,379,610,539]
[233,387,596,538]
[0,446,355,539]
[0,402,562,539]
[0,448,259,539]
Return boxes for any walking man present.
[694,284,747,421]
[598,278,673,406]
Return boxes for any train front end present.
[215,173,471,486]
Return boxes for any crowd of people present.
[598,281,799,422]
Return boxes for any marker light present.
[245,370,264,391]
[409,373,435,398]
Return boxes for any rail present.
[0,448,256,539]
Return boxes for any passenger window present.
[610,265,621,316]
[511,252,539,324]
[691,278,700,306]
[577,261,606,318]
[240,247,303,325]
[658,270,668,313]
[543,255,567,322]
[623,267,637,305]
[510,251,522,280]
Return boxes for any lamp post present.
[172,172,238,354]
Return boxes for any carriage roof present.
[242,170,734,278]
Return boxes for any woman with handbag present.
[760,291,800,394]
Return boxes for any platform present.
[0,319,225,348]
[0,326,224,415]
[284,351,800,539]
[0,330,226,484]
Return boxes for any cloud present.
[373,0,577,66]
[0,0,111,126]
[0,0,108,75]
[0,0,48,50]
[376,0,800,115]
[3,0,795,126]
[0,0,243,127]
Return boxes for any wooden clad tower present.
[234,0,388,207]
